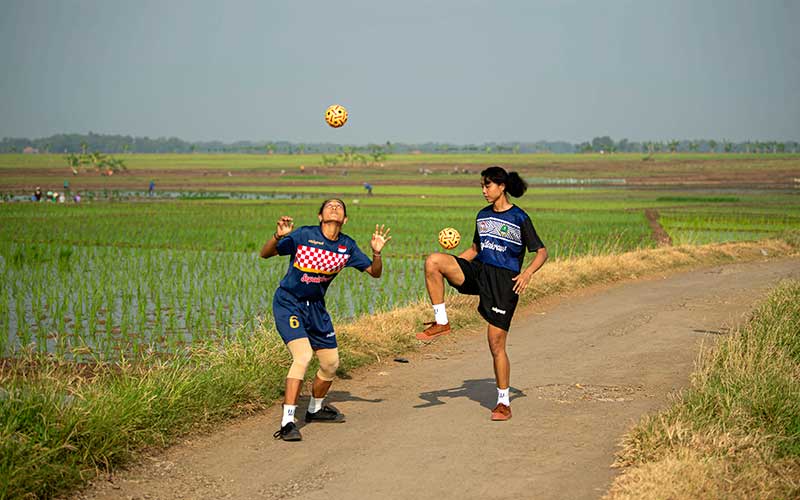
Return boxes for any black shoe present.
[305,404,346,423]
[273,422,302,441]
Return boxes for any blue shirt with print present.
[276,225,372,301]
[472,205,545,273]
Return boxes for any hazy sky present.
[1,0,798,144]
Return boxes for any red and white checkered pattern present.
[293,245,350,274]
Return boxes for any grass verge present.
[1,238,798,499]
[604,278,800,500]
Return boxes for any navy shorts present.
[449,257,519,331]
[273,287,337,350]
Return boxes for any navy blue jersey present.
[276,225,372,300]
[472,205,544,273]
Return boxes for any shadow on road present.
[414,378,526,410]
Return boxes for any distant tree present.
[777,142,785,153]
[688,141,699,152]
[368,144,386,164]
[723,140,733,153]
[591,136,614,152]
[668,140,680,153]
[708,139,717,152]
[65,153,80,174]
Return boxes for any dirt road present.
[71,258,800,500]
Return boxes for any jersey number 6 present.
[289,315,300,329]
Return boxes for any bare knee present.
[425,252,450,273]
[487,332,508,357]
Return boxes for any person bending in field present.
[260,199,391,441]
[418,166,548,421]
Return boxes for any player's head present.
[480,166,527,200]
[318,198,348,224]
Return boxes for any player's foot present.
[416,321,451,341]
[305,404,346,423]
[491,403,512,421]
[273,422,302,441]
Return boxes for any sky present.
[0,0,798,144]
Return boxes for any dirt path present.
[70,258,800,500]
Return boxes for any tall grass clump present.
[606,280,800,500]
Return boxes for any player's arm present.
[260,216,294,259]
[364,224,391,278]
[512,247,548,294]
[458,243,479,261]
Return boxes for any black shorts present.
[449,257,519,331]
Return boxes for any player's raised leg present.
[418,253,466,340]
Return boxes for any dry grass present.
[606,444,799,500]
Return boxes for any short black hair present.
[318,198,347,216]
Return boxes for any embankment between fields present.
[1,237,798,499]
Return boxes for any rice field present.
[1,153,798,362]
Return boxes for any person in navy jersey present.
[418,166,547,421]
[260,198,391,441]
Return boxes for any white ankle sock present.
[308,396,324,414]
[497,387,510,406]
[282,404,297,426]
[433,303,448,325]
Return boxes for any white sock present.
[497,387,510,406]
[308,396,324,414]
[433,303,448,325]
[281,404,297,426]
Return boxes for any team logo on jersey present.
[477,217,522,245]
[337,245,347,253]
[294,245,350,274]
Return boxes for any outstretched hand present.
[276,216,294,238]
[371,224,392,253]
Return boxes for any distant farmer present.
[260,199,391,442]
[34,186,42,201]
[148,180,155,196]
[363,182,373,196]
[63,180,70,195]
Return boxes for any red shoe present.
[491,403,512,421]
[416,321,451,341]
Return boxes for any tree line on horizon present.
[1,133,798,155]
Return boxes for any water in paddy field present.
[2,191,311,202]
[0,243,427,361]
